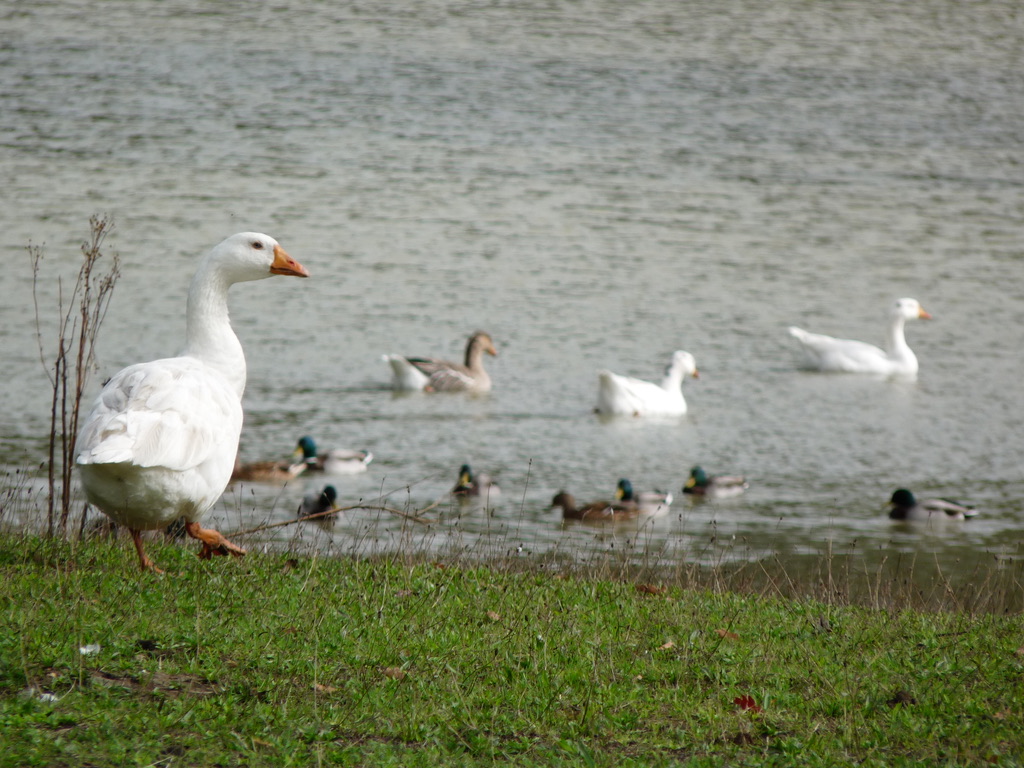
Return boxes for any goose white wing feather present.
[595,350,697,417]
[597,371,685,416]
[383,354,431,390]
[77,358,241,472]
[786,329,894,374]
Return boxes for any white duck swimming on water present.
[788,298,931,377]
[595,350,699,417]
[76,233,309,572]
[887,488,978,521]
[383,331,497,393]
[294,435,373,474]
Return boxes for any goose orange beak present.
[918,306,932,319]
[270,244,309,277]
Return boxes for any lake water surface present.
[2,0,1023,583]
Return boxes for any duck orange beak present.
[270,244,309,277]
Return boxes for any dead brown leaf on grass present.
[729,732,758,745]
[90,670,217,698]
[886,690,916,708]
[733,695,763,713]
[636,584,667,596]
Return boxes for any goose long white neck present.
[884,313,918,372]
[182,264,247,398]
[885,314,909,356]
[661,368,684,391]
[660,354,694,392]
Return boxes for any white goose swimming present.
[384,331,497,393]
[595,350,698,417]
[788,298,931,377]
[76,233,309,572]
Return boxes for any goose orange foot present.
[184,521,247,560]
[131,529,164,574]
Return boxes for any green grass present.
[1,533,1022,767]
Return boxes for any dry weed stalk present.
[30,215,120,536]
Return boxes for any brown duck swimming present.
[551,491,641,522]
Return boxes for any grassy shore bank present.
[1,533,1022,766]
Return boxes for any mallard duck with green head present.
[294,435,373,475]
[452,463,500,500]
[683,466,748,499]
[888,489,977,521]
[615,479,673,514]
[299,485,339,519]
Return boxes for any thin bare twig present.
[230,503,436,537]
[30,216,120,535]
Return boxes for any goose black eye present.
[251,241,264,249]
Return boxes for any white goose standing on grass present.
[787,298,932,378]
[383,331,498,393]
[595,350,699,417]
[76,233,309,572]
